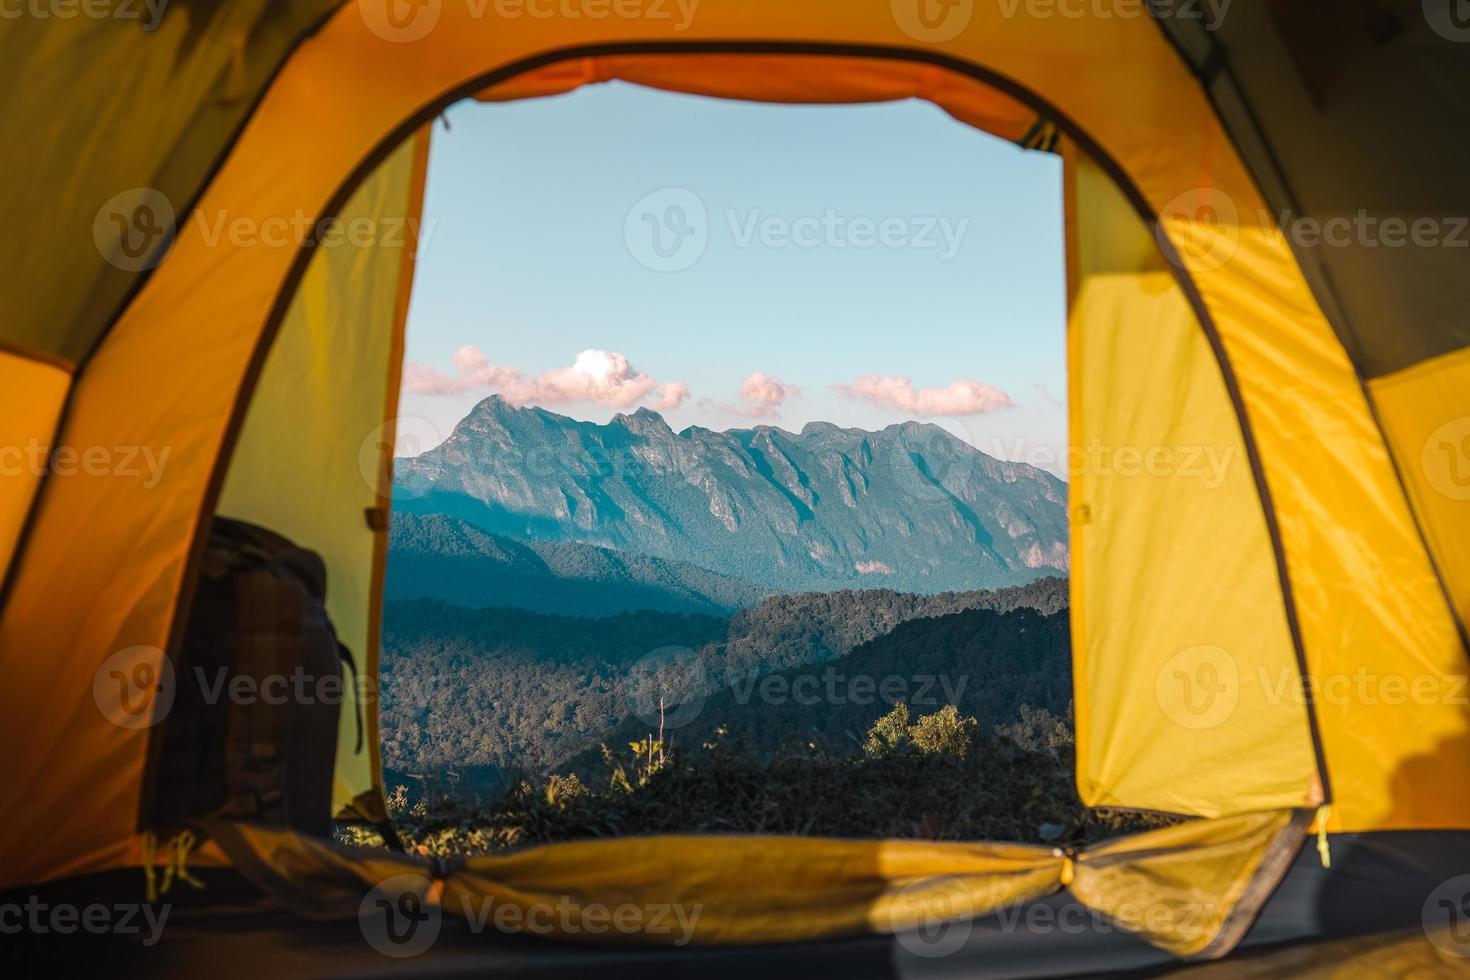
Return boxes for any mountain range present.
[386,513,769,616]
[393,397,1068,594]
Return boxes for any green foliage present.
[996,702,1076,757]
[863,703,913,758]
[350,706,1178,857]
[543,773,588,805]
[861,703,978,759]
[380,578,1068,789]
[912,705,978,757]
[561,603,1072,780]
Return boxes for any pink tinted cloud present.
[500,349,658,409]
[402,347,689,411]
[737,371,800,419]
[834,374,1013,416]
[449,345,519,388]
[401,362,463,396]
[648,381,691,411]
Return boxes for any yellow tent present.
[2,1,1467,973]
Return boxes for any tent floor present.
[5,831,1466,978]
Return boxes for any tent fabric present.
[214,124,432,822]
[1,4,1467,969]
[194,808,1304,957]
[472,53,1044,143]
[0,0,343,367]
[1369,347,1470,638]
[1067,270,1313,816]
[0,0,1458,887]
[0,350,71,586]
[1063,149,1314,817]
[9,829,1468,978]
[1153,0,1470,380]
[1152,0,1470,667]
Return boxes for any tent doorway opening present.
[364,82,1117,853]
[173,42,1357,959]
[211,51,1325,870]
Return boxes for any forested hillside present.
[379,577,1068,784]
[560,606,1071,779]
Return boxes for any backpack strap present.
[337,641,364,754]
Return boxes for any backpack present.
[151,517,358,837]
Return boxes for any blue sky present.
[400,81,1068,475]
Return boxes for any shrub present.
[345,706,1180,856]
